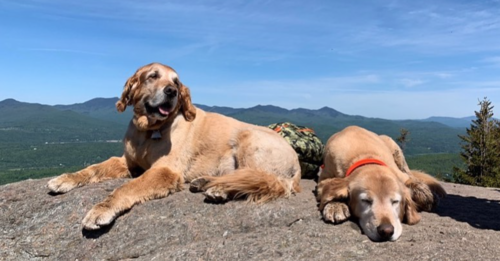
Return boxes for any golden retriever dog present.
[317,126,446,242]
[47,63,301,230]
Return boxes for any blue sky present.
[1,0,500,119]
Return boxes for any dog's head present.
[116,63,196,130]
[318,165,422,242]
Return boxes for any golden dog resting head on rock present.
[317,126,446,242]
[48,63,301,230]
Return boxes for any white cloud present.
[194,82,498,119]
[398,78,426,88]
[433,73,453,79]
[19,48,107,56]
[324,88,493,119]
[481,56,500,67]
[347,1,500,53]
[453,80,500,88]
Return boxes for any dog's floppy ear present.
[317,178,349,211]
[116,72,141,112]
[410,170,447,209]
[175,78,196,121]
[402,186,421,225]
[405,178,434,212]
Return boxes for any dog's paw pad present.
[82,203,117,230]
[323,202,350,224]
[189,177,210,193]
[47,174,78,194]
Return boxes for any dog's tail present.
[410,170,447,198]
[200,168,301,203]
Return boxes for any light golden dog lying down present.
[317,126,446,242]
[48,63,301,230]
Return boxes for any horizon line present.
[0,97,475,121]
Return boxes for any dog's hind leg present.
[48,156,131,194]
[379,135,411,174]
[82,166,183,230]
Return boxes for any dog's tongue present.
[158,105,170,116]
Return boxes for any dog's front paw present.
[323,202,350,224]
[82,203,117,230]
[47,174,79,193]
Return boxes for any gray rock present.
[1,178,500,261]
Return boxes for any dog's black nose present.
[377,224,394,240]
[164,86,177,98]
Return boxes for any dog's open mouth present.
[145,101,173,117]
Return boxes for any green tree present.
[396,128,410,151]
[453,97,500,187]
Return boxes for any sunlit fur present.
[115,63,193,130]
[48,63,301,230]
[317,126,446,242]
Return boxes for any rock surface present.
[1,178,500,261]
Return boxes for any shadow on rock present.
[47,191,64,196]
[82,220,115,239]
[436,194,500,231]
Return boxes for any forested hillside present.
[0,98,468,185]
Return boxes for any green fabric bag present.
[268,122,324,179]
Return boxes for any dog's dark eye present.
[148,71,159,80]
[391,200,400,205]
[361,198,373,205]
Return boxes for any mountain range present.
[0,98,470,155]
[420,116,476,128]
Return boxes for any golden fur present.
[48,63,301,230]
[317,126,446,241]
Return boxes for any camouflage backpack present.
[268,122,324,179]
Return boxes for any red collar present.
[345,159,387,177]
